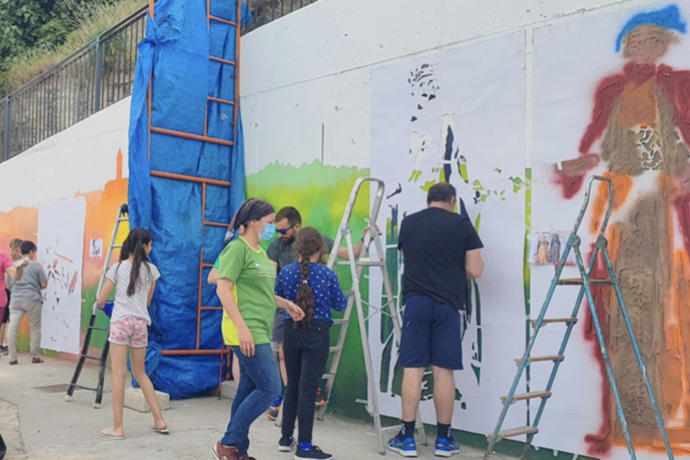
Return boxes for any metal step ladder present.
[316,177,427,454]
[65,204,128,408]
[484,176,673,459]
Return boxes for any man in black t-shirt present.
[387,183,483,458]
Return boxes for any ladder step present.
[487,426,538,440]
[500,391,552,403]
[71,384,98,392]
[111,244,123,249]
[332,319,348,325]
[515,354,565,364]
[82,355,102,361]
[329,346,342,353]
[357,258,385,267]
[530,317,577,326]
[557,278,613,285]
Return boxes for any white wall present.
[0,96,130,212]
[0,0,658,210]
[239,0,657,174]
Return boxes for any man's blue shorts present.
[397,294,463,370]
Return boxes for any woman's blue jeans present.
[221,343,281,454]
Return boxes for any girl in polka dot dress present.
[275,227,347,459]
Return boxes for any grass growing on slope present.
[1,0,146,95]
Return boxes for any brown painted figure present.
[554,5,690,452]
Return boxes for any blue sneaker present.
[434,436,461,457]
[387,436,418,457]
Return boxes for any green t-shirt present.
[217,237,277,344]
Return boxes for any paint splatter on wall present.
[0,152,128,358]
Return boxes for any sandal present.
[152,424,169,434]
[8,360,17,365]
[98,429,124,440]
[31,357,43,364]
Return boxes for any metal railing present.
[242,0,318,33]
[0,0,318,163]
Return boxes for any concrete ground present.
[0,354,511,460]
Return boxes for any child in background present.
[275,227,347,460]
[97,228,168,439]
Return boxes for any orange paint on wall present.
[77,149,129,288]
[0,152,129,352]
[0,207,38,254]
[589,172,633,235]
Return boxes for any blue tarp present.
[127,0,248,399]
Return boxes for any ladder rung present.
[111,244,123,249]
[82,355,102,361]
[71,384,98,392]
[322,372,335,379]
[88,326,109,332]
[357,258,384,267]
[116,217,128,222]
[500,391,552,403]
[381,425,402,432]
[515,354,565,364]
[557,278,613,285]
[329,346,342,353]
[332,319,348,325]
[530,317,577,326]
[487,426,538,440]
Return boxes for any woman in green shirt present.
[212,199,304,460]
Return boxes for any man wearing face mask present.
[265,206,370,419]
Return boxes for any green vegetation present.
[0,0,146,96]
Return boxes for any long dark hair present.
[293,227,327,327]
[119,228,152,296]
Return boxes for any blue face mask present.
[260,223,276,241]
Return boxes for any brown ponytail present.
[120,228,153,296]
[293,227,327,327]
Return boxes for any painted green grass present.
[247,159,372,420]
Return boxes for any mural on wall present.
[534,1,690,457]
[38,197,86,354]
[370,32,528,434]
[0,152,128,356]
[246,159,372,418]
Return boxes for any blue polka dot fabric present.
[275,262,347,323]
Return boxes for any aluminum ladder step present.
[487,426,538,440]
[557,278,613,285]
[514,354,564,364]
[530,317,577,326]
[500,391,552,403]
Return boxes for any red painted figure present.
[553,5,690,454]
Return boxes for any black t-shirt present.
[398,207,483,309]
